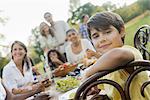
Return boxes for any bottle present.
[45,65,52,80]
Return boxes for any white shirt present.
[39,34,58,50]
[65,39,95,63]
[2,60,34,91]
[0,79,6,100]
[52,21,70,53]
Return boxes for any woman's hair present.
[66,28,78,35]
[87,11,125,43]
[11,41,30,70]
[47,49,66,70]
[39,22,54,37]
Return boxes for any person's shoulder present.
[122,45,139,52]
[3,60,15,72]
[122,45,143,60]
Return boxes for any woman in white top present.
[0,78,47,100]
[65,28,95,64]
[39,22,58,53]
[2,41,44,95]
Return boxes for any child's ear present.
[120,26,125,38]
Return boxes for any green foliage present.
[0,57,9,77]
[114,0,150,23]
[0,11,8,25]
[68,2,105,29]
[69,0,80,13]
[125,11,150,46]
[102,1,117,11]
[29,27,44,64]
[115,3,140,22]
[137,0,150,10]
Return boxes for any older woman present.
[65,28,96,64]
[2,41,44,95]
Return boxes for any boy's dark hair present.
[87,11,125,42]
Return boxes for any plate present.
[59,88,78,100]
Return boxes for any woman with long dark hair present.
[2,41,44,95]
[47,49,66,70]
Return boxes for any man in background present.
[79,14,90,40]
[44,12,70,55]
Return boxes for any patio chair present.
[134,25,150,60]
[74,60,150,100]
[74,25,150,100]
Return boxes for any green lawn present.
[125,11,150,46]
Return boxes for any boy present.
[83,11,150,100]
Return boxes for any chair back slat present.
[134,25,150,60]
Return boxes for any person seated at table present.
[82,11,150,100]
[0,78,46,100]
[2,41,45,95]
[47,49,66,71]
[65,28,96,64]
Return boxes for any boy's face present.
[90,25,125,54]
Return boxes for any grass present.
[124,10,150,46]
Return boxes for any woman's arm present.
[12,83,44,95]
[4,83,44,100]
[85,48,134,78]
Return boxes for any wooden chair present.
[134,25,150,60]
[74,60,150,100]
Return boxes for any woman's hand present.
[86,49,102,59]
[41,79,51,88]
[32,83,45,94]
[86,49,96,59]
[51,56,64,65]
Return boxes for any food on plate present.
[55,76,80,92]
[53,63,77,77]
[69,92,76,99]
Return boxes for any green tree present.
[0,10,8,25]
[137,0,150,10]
[102,1,117,11]
[69,0,80,13]
[68,2,104,28]
[0,10,9,77]
[28,26,44,64]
